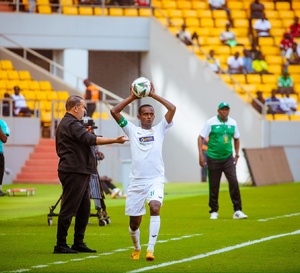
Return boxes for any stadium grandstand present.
[0,0,299,186]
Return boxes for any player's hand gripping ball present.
[131,77,151,98]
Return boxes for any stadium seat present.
[78,6,94,16]
[46,91,58,101]
[232,19,249,29]
[18,81,30,90]
[265,10,279,19]
[18,70,32,81]
[261,74,278,85]
[162,0,177,9]
[231,10,247,19]
[220,74,232,84]
[7,71,19,80]
[196,10,212,18]
[258,37,275,46]
[288,65,300,74]
[185,18,200,27]
[182,9,197,18]
[191,1,208,10]
[139,8,152,17]
[292,2,300,10]
[35,91,47,101]
[28,81,40,90]
[109,8,123,16]
[231,74,246,84]
[38,5,52,14]
[39,81,53,91]
[167,9,182,18]
[278,10,294,20]
[227,1,244,10]
[268,65,283,75]
[0,60,14,70]
[212,10,227,19]
[177,1,192,9]
[94,7,108,16]
[264,2,275,10]
[57,90,69,100]
[246,74,262,84]
[200,18,214,27]
[268,19,283,28]
[215,18,230,28]
[0,71,8,80]
[265,56,283,66]
[62,6,78,15]
[124,8,139,16]
[275,2,291,10]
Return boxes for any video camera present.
[80,116,98,129]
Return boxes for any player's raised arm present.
[149,83,176,124]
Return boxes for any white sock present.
[147,216,160,252]
[129,227,141,250]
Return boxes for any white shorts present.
[125,182,164,216]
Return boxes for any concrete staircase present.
[0,2,14,12]
[13,138,60,184]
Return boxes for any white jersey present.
[122,117,173,183]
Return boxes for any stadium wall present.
[1,13,299,184]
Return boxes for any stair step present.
[29,153,58,160]
[21,166,57,173]
[13,178,60,184]
[34,146,56,153]
[16,172,59,179]
[14,138,60,185]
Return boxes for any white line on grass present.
[127,230,300,273]
[258,212,300,222]
[4,234,202,273]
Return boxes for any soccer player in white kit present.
[110,82,176,261]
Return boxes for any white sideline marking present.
[127,230,300,273]
[4,234,201,273]
[258,212,300,222]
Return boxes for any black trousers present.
[86,103,96,118]
[56,172,91,246]
[207,155,242,213]
[0,154,4,186]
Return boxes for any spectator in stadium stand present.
[227,52,244,74]
[252,52,269,74]
[208,0,232,25]
[206,49,222,74]
[242,49,254,74]
[289,16,300,38]
[136,0,150,6]
[277,69,295,96]
[249,42,262,61]
[251,91,265,114]
[176,23,200,46]
[11,86,33,117]
[220,22,243,47]
[265,89,285,115]
[279,93,297,115]
[83,79,102,118]
[253,12,272,45]
[249,0,265,21]
[279,32,294,57]
[285,42,300,65]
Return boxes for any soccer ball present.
[131,77,151,98]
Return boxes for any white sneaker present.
[111,188,121,199]
[210,212,218,219]
[233,210,248,219]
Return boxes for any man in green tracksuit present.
[198,102,248,220]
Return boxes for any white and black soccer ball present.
[131,77,151,98]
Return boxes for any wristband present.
[235,155,240,158]
[117,116,128,128]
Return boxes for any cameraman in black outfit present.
[54,95,128,254]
